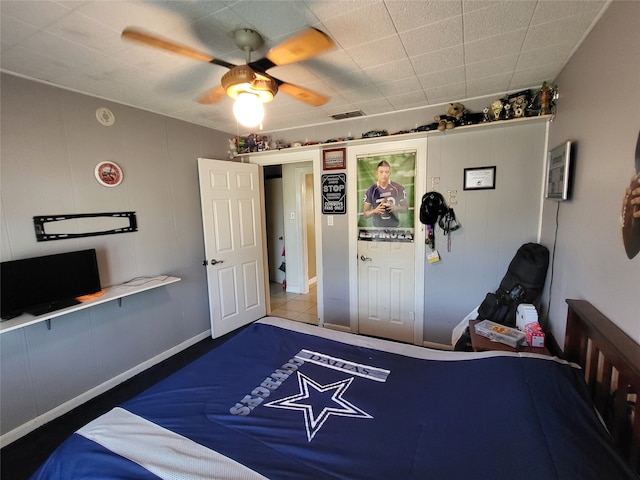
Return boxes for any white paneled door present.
[349,138,427,345]
[357,240,415,343]
[198,158,266,338]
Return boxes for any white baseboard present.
[422,340,453,351]
[0,330,211,448]
[322,322,352,333]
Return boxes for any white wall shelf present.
[236,115,553,160]
[0,275,181,335]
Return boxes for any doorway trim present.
[249,149,324,325]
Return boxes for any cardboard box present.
[524,322,546,348]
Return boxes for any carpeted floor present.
[0,330,241,479]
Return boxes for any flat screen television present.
[1,249,101,320]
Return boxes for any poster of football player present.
[357,151,416,242]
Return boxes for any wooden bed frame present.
[564,299,640,474]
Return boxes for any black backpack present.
[477,242,549,327]
[454,243,550,351]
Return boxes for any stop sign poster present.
[321,173,346,214]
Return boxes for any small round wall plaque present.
[94,161,123,187]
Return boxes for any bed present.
[32,299,639,479]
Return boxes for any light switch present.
[290,212,295,220]
[327,216,334,226]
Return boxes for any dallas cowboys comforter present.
[32,317,637,480]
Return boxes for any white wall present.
[541,0,640,345]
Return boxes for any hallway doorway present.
[264,164,317,326]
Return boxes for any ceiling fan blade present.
[265,27,335,67]
[121,27,235,69]
[197,85,227,104]
[278,82,329,107]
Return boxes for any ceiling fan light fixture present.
[233,92,265,128]
[250,77,278,102]
[222,65,277,103]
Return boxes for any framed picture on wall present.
[463,166,496,190]
[546,140,572,201]
[322,148,346,170]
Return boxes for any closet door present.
[348,138,427,345]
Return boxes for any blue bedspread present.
[32,317,638,479]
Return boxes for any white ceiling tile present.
[347,35,406,70]
[463,1,537,42]
[376,76,423,97]
[522,11,599,49]
[463,28,527,64]
[0,0,610,134]
[321,2,396,48]
[73,1,186,33]
[167,10,248,56]
[1,16,39,47]
[303,0,378,23]
[387,90,428,109]
[364,58,415,83]
[466,73,512,97]
[410,45,464,75]
[144,0,235,23]
[466,54,518,81]
[321,69,374,93]
[354,97,394,115]
[227,1,317,41]
[341,85,384,103]
[400,16,463,57]
[44,11,123,57]
[418,66,466,91]
[311,49,361,75]
[385,0,462,32]
[530,0,606,25]
[515,43,574,71]
[509,64,559,89]
[0,44,74,81]
[424,82,467,105]
[462,1,503,15]
[0,0,73,29]
[13,31,101,69]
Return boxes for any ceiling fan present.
[121,26,335,112]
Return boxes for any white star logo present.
[264,372,373,442]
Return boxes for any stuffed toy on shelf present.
[434,102,466,131]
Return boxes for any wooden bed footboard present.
[564,299,640,474]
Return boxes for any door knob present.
[360,255,372,262]
[210,259,224,265]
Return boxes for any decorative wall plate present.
[94,161,123,187]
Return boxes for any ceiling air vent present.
[330,110,365,120]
